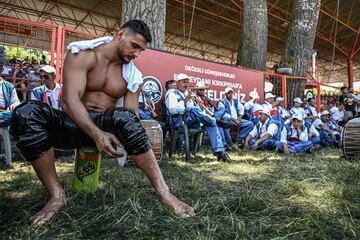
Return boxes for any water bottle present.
[117,146,128,167]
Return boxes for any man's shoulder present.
[65,49,97,69]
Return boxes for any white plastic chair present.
[0,126,12,165]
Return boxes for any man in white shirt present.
[261,92,275,112]
[330,103,347,126]
[165,73,231,162]
[275,114,314,154]
[304,98,318,124]
[290,97,306,118]
[31,65,62,110]
[312,110,340,147]
[275,97,290,121]
[215,87,254,146]
[243,107,279,151]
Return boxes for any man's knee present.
[11,101,49,135]
[109,108,152,155]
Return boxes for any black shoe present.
[216,152,232,163]
[216,119,233,129]
[224,144,231,151]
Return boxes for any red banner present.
[134,49,264,105]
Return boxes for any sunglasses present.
[41,74,51,80]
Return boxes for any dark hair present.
[165,79,175,90]
[340,86,348,91]
[121,19,152,43]
[307,98,314,103]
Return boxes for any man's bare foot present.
[30,194,65,225]
[160,192,195,218]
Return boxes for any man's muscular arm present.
[124,84,142,116]
[62,51,122,157]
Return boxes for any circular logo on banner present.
[142,76,163,104]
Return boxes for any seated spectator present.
[304,98,318,124]
[326,114,342,139]
[215,87,254,146]
[195,82,216,113]
[243,107,280,151]
[31,65,62,110]
[138,90,158,120]
[26,65,42,89]
[290,97,306,118]
[260,92,276,112]
[339,87,358,119]
[12,63,28,101]
[274,97,290,122]
[244,90,261,121]
[312,110,340,147]
[165,73,231,162]
[0,65,20,122]
[330,102,347,126]
[275,114,314,154]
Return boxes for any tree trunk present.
[237,0,268,71]
[121,0,166,50]
[281,0,321,106]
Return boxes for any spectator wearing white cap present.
[165,73,231,162]
[289,97,306,119]
[0,64,20,113]
[275,114,314,154]
[304,98,318,124]
[215,87,254,146]
[244,89,262,123]
[312,110,340,147]
[194,82,214,114]
[243,107,280,151]
[31,65,62,110]
[274,97,290,121]
[261,92,276,112]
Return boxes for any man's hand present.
[243,143,248,152]
[93,130,124,158]
[331,133,336,141]
[252,141,259,150]
[284,145,290,154]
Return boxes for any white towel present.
[67,36,143,93]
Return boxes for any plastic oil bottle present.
[72,148,102,192]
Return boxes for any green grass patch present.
[0,148,359,239]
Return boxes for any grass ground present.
[0,147,359,239]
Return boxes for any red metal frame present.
[0,16,57,66]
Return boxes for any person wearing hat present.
[0,64,20,113]
[31,65,62,110]
[261,92,276,112]
[244,89,262,123]
[243,107,280,151]
[138,90,158,120]
[216,87,254,146]
[304,98,318,124]
[165,73,231,162]
[274,97,290,122]
[275,113,315,154]
[289,97,306,118]
[312,110,340,147]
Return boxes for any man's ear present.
[115,29,125,41]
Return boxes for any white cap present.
[293,97,303,104]
[39,65,56,74]
[276,97,284,102]
[264,92,276,99]
[291,113,303,121]
[174,73,190,81]
[195,82,208,89]
[249,90,260,99]
[225,87,233,93]
[320,110,330,116]
[259,107,270,116]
